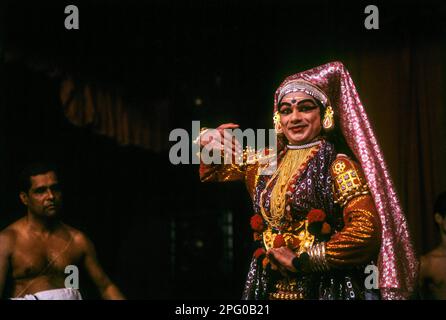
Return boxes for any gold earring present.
[273,111,282,134]
[322,106,334,131]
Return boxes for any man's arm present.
[0,230,14,298]
[418,255,430,299]
[76,232,125,300]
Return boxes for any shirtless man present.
[419,192,446,299]
[0,163,125,299]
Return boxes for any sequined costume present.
[199,62,418,300]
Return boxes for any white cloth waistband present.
[11,288,83,300]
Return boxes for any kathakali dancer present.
[198,61,418,300]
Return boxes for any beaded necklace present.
[259,142,321,230]
[287,140,322,150]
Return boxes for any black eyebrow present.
[279,98,317,108]
[32,183,60,191]
[297,99,317,105]
[278,101,291,108]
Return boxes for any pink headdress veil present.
[274,61,418,300]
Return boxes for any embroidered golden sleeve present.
[324,156,381,269]
[325,194,381,268]
[199,149,262,199]
[199,162,247,183]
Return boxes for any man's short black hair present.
[434,191,446,218]
[18,162,60,193]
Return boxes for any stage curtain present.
[344,39,446,255]
[60,78,170,152]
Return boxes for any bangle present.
[307,242,329,272]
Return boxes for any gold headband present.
[278,80,329,107]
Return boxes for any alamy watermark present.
[64,265,79,290]
[64,5,79,30]
[169,121,278,175]
[364,5,379,30]
[364,264,379,290]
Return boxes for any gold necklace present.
[260,146,317,229]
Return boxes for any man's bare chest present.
[11,237,82,280]
[426,257,446,287]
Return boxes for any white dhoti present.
[11,288,83,300]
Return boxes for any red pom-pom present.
[273,234,286,248]
[262,257,270,269]
[307,209,326,224]
[253,232,262,241]
[253,248,266,259]
[321,222,332,235]
[250,214,265,232]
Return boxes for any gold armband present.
[331,155,370,207]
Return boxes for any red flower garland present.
[307,209,326,224]
[262,257,269,269]
[321,222,332,235]
[253,232,262,241]
[253,248,266,259]
[307,208,329,236]
[250,214,265,232]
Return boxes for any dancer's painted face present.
[278,92,322,145]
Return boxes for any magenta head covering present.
[274,61,418,300]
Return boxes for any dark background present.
[1,0,446,299]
